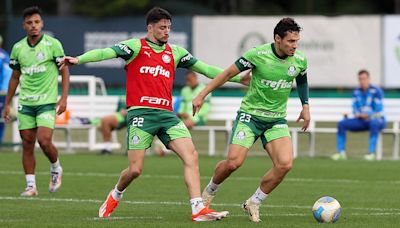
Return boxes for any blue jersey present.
[352,85,384,119]
[0,48,11,92]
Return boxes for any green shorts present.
[127,108,191,150]
[17,103,56,130]
[114,112,127,129]
[229,111,291,149]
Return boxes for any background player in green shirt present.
[59,7,249,222]
[2,6,70,197]
[177,70,211,129]
[152,70,212,155]
[91,96,127,155]
[193,18,310,222]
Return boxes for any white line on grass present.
[1,170,399,185]
[1,196,400,213]
[89,216,163,221]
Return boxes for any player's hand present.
[56,97,67,115]
[58,56,78,70]
[192,95,204,116]
[297,104,310,131]
[2,105,12,123]
[356,113,369,120]
[240,70,252,86]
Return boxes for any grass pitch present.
[0,151,399,227]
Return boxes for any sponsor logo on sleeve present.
[180,53,193,63]
[238,58,253,69]
[114,43,132,54]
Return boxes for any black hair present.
[23,6,42,19]
[146,7,172,25]
[358,69,370,77]
[273,17,301,39]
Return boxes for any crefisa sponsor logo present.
[139,65,170,78]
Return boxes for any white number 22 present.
[132,117,144,127]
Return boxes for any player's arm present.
[192,64,241,116]
[59,48,118,69]
[295,72,310,131]
[53,40,70,115]
[175,46,249,85]
[351,90,366,119]
[371,88,384,118]
[57,65,70,115]
[189,60,244,84]
[2,70,21,122]
[192,97,210,124]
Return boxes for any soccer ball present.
[312,196,342,223]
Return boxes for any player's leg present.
[18,107,39,196]
[99,113,120,154]
[19,128,38,196]
[168,137,229,221]
[0,95,5,143]
[202,112,255,207]
[242,120,292,222]
[202,144,248,206]
[36,105,63,192]
[157,110,228,221]
[99,109,154,218]
[365,118,386,160]
[333,118,367,160]
[99,149,146,218]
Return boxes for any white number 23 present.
[239,113,251,122]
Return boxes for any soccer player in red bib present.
[60,7,248,222]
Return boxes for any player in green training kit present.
[193,18,310,222]
[2,6,70,196]
[59,7,249,222]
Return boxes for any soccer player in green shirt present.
[59,7,249,222]
[2,6,70,196]
[177,70,211,129]
[193,18,310,222]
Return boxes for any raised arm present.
[189,60,242,84]
[59,48,117,69]
[192,64,240,116]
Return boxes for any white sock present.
[190,197,205,215]
[206,178,219,194]
[104,142,113,152]
[339,151,346,154]
[51,159,61,170]
[250,187,268,204]
[25,174,36,188]
[111,186,125,201]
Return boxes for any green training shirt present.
[235,43,307,119]
[9,34,65,106]
[179,83,211,124]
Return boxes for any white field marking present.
[231,212,400,217]
[1,196,400,213]
[0,219,30,222]
[1,170,399,185]
[89,216,162,221]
